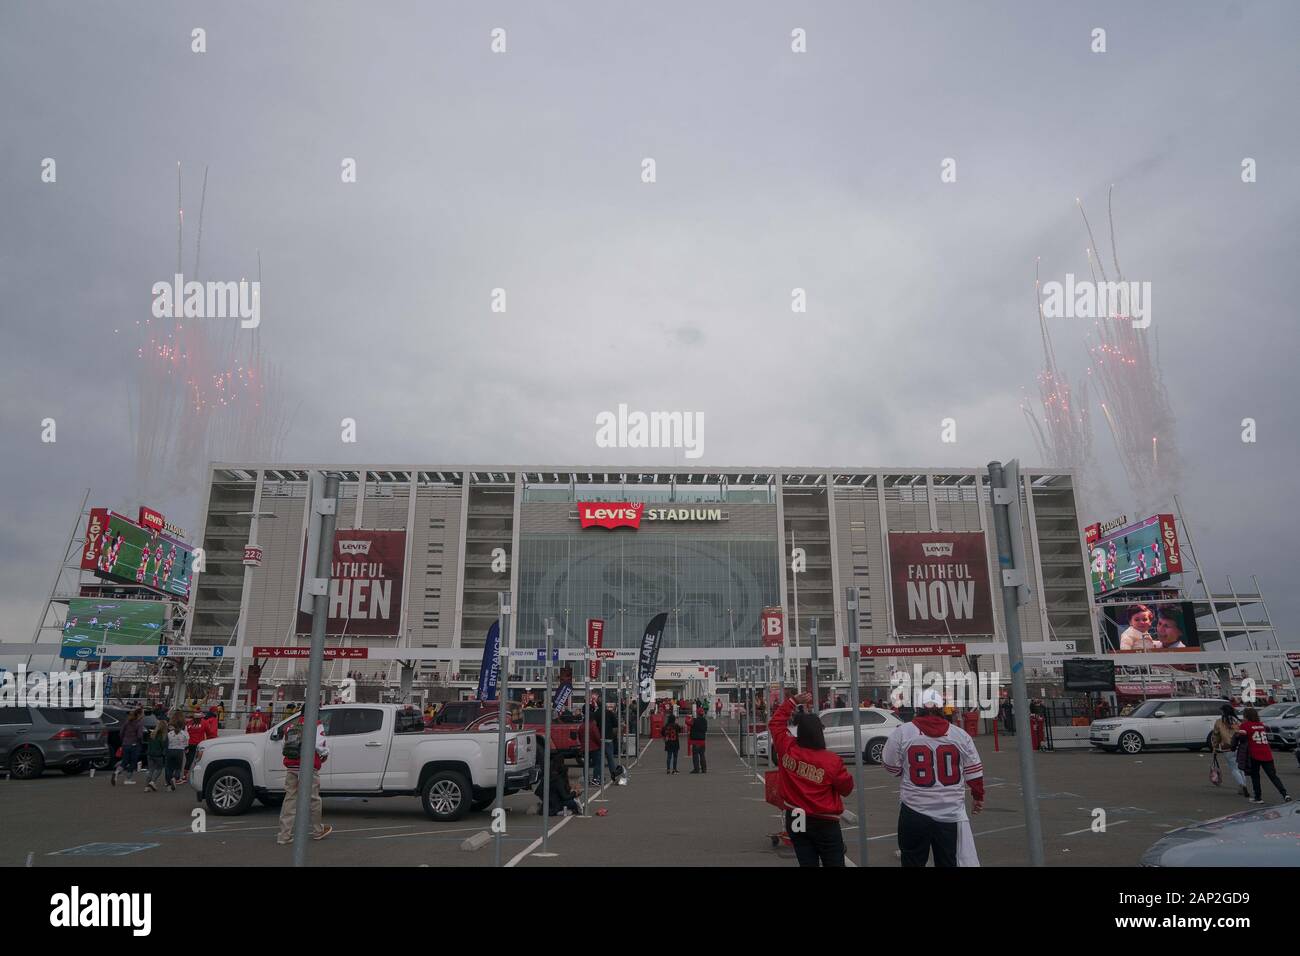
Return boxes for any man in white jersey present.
[882,687,985,867]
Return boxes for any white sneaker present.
[124,779,137,786]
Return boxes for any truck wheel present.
[9,746,44,779]
[422,770,471,821]
[206,766,255,815]
[1118,731,1144,755]
[866,738,887,765]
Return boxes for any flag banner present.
[637,612,669,711]
[554,666,574,715]
[477,620,501,701]
[587,618,605,679]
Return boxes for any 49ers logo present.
[578,502,644,529]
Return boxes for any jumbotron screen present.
[60,598,168,660]
[80,508,195,599]
[1087,513,1183,597]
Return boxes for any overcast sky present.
[2,1,1297,654]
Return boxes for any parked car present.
[431,700,499,728]
[190,703,538,821]
[1258,702,1300,750]
[755,707,901,765]
[0,706,111,779]
[1089,698,1227,754]
[1140,803,1300,866]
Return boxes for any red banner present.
[760,606,785,647]
[80,508,111,571]
[843,643,967,657]
[587,618,605,678]
[297,529,406,637]
[888,532,994,636]
[1157,514,1183,574]
[252,646,369,659]
[577,502,643,529]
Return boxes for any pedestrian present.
[537,758,582,816]
[181,711,205,782]
[688,707,708,773]
[715,697,722,721]
[882,687,985,867]
[277,715,333,844]
[582,699,603,787]
[245,707,269,734]
[1236,707,1292,805]
[165,716,187,791]
[600,701,623,784]
[1211,704,1248,797]
[769,692,853,867]
[216,703,225,728]
[662,712,682,774]
[203,708,220,741]
[112,708,145,786]
[143,721,167,791]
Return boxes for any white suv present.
[756,707,901,765]
[1090,698,1227,755]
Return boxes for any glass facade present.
[515,532,780,660]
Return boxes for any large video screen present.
[1100,596,1201,652]
[81,508,195,599]
[60,598,168,660]
[1088,514,1183,597]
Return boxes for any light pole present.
[536,618,556,857]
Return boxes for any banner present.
[760,606,784,647]
[296,529,407,637]
[477,621,501,701]
[554,666,574,715]
[587,618,605,679]
[637,612,669,710]
[888,532,994,636]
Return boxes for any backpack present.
[282,719,303,761]
[663,724,679,743]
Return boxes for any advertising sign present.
[1088,513,1183,596]
[138,506,165,534]
[637,612,669,707]
[760,606,785,647]
[576,503,726,529]
[242,545,264,567]
[842,643,967,657]
[477,621,501,701]
[887,532,994,636]
[587,618,605,679]
[60,598,168,661]
[81,508,195,599]
[295,529,406,637]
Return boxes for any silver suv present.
[0,707,110,779]
[1090,698,1227,755]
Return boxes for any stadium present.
[187,463,1097,702]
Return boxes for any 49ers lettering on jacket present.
[769,696,854,820]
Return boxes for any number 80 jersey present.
[882,720,984,822]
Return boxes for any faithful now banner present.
[587,618,605,679]
[888,532,994,637]
[296,529,407,637]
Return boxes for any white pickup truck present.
[190,704,538,821]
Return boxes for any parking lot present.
[6,719,1296,868]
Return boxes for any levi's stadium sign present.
[576,502,724,529]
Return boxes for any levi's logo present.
[338,540,372,556]
[578,502,644,529]
[921,542,955,557]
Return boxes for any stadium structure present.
[187,464,1097,698]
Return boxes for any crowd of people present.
[108,704,224,791]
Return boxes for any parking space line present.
[370,825,482,839]
[1061,820,1128,837]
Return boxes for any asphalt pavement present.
[4,720,1297,867]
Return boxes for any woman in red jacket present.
[770,692,854,867]
[1236,707,1292,804]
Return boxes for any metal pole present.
[493,591,511,867]
[582,650,590,812]
[599,653,608,784]
[540,619,553,853]
[810,617,820,709]
[293,473,338,867]
[1253,575,1296,699]
[28,488,91,671]
[845,587,867,867]
[988,461,1044,867]
[792,532,802,693]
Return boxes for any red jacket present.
[245,713,268,734]
[186,721,206,746]
[202,716,219,740]
[770,697,853,820]
[1238,721,1273,762]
